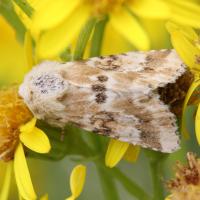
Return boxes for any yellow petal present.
[166,21,199,43]
[101,21,133,55]
[128,0,170,19]
[66,165,86,200]
[38,5,91,58]
[166,0,200,29]
[123,145,140,163]
[20,118,37,133]
[66,197,74,200]
[105,139,129,168]
[18,191,23,200]
[0,162,12,200]
[165,194,174,200]
[189,91,200,107]
[171,30,200,69]
[24,30,34,71]
[0,15,27,85]
[182,76,200,140]
[14,142,37,200]
[40,194,48,200]
[109,8,150,51]
[35,32,42,64]
[20,126,51,153]
[195,103,200,145]
[139,19,168,50]
[32,0,80,30]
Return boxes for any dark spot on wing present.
[90,111,116,137]
[108,55,118,60]
[56,117,62,121]
[91,111,115,123]
[92,127,112,136]
[95,93,107,104]
[67,121,85,129]
[120,53,128,56]
[94,60,120,70]
[92,84,106,92]
[98,75,108,82]
[57,94,68,102]
[144,49,172,70]
[148,94,153,99]
[148,84,153,88]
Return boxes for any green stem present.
[82,130,103,154]
[96,165,120,200]
[85,17,109,153]
[73,17,119,199]
[73,18,97,61]
[143,149,169,200]
[13,0,35,18]
[97,159,152,200]
[90,17,108,58]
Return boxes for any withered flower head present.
[164,152,200,200]
[158,68,194,117]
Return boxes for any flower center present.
[85,0,134,16]
[0,85,33,162]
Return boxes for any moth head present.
[19,60,69,123]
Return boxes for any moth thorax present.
[158,67,194,117]
[34,74,65,94]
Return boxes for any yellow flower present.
[0,18,51,200]
[164,152,200,200]
[0,85,51,200]
[30,0,200,58]
[105,139,140,168]
[165,21,200,143]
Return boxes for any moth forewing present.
[19,49,188,153]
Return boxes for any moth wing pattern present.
[19,49,186,153]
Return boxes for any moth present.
[19,49,189,153]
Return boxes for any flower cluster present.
[2,0,200,199]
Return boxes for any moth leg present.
[61,127,65,141]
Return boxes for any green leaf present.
[12,0,35,18]
[59,45,73,62]
[0,0,26,43]
[25,120,94,161]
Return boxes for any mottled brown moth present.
[19,49,191,153]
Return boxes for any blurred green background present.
[0,8,200,199]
